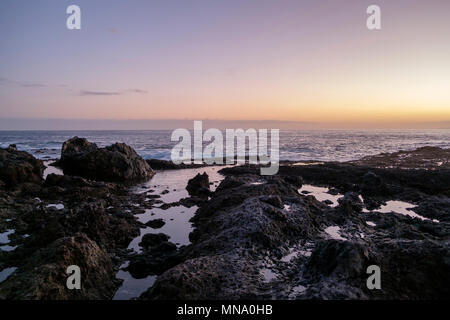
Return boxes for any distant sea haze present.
[0,119,450,130]
[0,129,449,162]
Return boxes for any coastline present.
[0,139,449,300]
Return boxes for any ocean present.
[0,129,449,162]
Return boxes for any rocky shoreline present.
[1,140,449,300]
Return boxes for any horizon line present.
[0,118,449,131]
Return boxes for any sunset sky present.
[1,0,449,129]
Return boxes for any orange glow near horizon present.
[1,1,449,129]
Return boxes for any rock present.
[146,159,207,170]
[372,239,450,299]
[126,242,180,278]
[260,195,283,208]
[337,192,363,213]
[158,202,177,210]
[61,137,97,159]
[361,171,387,196]
[2,144,449,300]
[328,188,340,195]
[282,175,303,188]
[44,173,92,188]
[351,146,450,170]
[145,219,166,229]
[24,200,139,250]
[264,206,287,221]
[59,137,154,183]
[363,197,382,211]
[0,233,116,300]
[306,240,370,279]
[186,172,211,197]
[179,196,207,207]
[140,253,262,300]
[0,146,44,187]
[214,176,246,192]
[146,159,181,170]
[139,233,170,250]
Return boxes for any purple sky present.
[1,0,449,129]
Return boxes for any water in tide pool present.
[0,129,449,161]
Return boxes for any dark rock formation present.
[139,148,450,300]
[361,171,387,196]
[0,142,144,299]
[145,219,166,229]
[1,145,449,300]
[125,241,180,278]
[0,233,116,300]
[146,159,206,170]
[58,137,154,183]
[0,145,44,187]
[139,233,170,250]
[351,146,450,170]
[337,192,363,213]
[186,172,211,197]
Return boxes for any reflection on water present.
[300,184,439,223]
[299,185,343,207]
[0,267,17,283]
[0,229,14,244]
[281,246,312,263]
[46,203,64,210]
[113,270,156,300]
[0,229,17,252]
[113,166,226,300]
[129,205,198,253]
[364,200,439,222]
[261,268,277,283]
[324,226,346,241]
[43,161,63,179]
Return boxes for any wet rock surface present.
[1,145,449,300]
[186,172,211,197]
[58,137,154,183]
[0,143,153,300]
[0,233,116,300]
[145,218,166,229]
[140,148,450,300]
[350,146,450,170]
[146,159,207,170]
[0,145,45,187]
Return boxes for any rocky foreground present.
[1,142,449,300]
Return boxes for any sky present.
[0,0,449,129]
